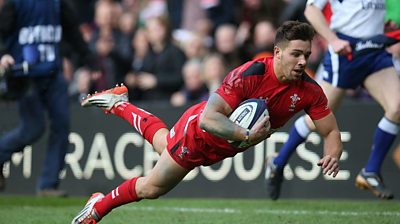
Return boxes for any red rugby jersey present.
[215,57,330,130]
[194,57,331,156]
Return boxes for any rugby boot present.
[265,158,284,201]
[0,164,5,191]
[71,192,104,224]
[81,84,128,114]
[355,169,394,200]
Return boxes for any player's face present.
[274,40,311,82]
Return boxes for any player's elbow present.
[198,113,210,131]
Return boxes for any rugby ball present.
[228,99,268,148]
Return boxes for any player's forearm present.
[323,130,343,160]
[304,4,338,43]
[199,112,247,142]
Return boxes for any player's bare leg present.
[135,150,190,199]
[393,144,400,170]
[364,67,400,123]
[71,149,189,224]
[355,67,400,199]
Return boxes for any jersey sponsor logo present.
[355,40,383,51]
[178,146,189,159]
[289,94,300,111]
[361,0,385,10]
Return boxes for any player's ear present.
[274,46,281,59]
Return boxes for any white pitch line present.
[123,206,239,214]
[255,209,400,217]
[122,206,400,217]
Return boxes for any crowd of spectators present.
[66,0,327,106]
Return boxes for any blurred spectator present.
[181,32,209,60]
[237,0,271,28]
[213,24,244,71]
[246,20,276,60]
[137,0,167,27]
[201,53,226,93]
[237,0,287,28]
[201,0,237,34]
[121,0,143,14]
[69,0,96,24]
[278,0,308,24]
[69,67,93,102]
[137,16,186,101]
[80,23,96,43]
[168,0,207,31]
[124,28,150,100]
[88,0,132,91]
[264,0,288,27]
[119,11,138,39]
[170,59,208,107]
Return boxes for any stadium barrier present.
[1,99,399,199]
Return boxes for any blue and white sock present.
[273,116,311,169]
[365,117,399,173]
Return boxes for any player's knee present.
[385,102,400,122]
[152,129,168,154]
[141,186,166,199]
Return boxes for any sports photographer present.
[0,0,97,197]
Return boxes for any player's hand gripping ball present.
[228,99,269,148]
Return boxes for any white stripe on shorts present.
[328,45,340,87]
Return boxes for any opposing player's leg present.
[266,80,345,200]
[71,149,190,224]
[81,84,168,154]
[393,144,400,170]
[356,67,400,199]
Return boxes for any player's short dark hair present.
[275,21,315,47]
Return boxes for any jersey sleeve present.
[305,88,331,120]
[215,66,245,110]
[215,60,263,109]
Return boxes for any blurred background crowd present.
[7,0,329,107]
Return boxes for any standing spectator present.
[136,16,186,101]
[266,0,400,200]
[0,0,97,196]
[71,21,342,224]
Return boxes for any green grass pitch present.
[0,196,399,223]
